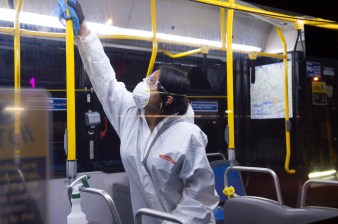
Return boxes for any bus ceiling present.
[0,0,337,58]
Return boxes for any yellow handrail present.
[249,51,285,60]
[0,27,14,34]
[226,0,236,164]
[161,48,206,58]
[65,1,76,161]
[276,27,296,174]
[1,25,293,63]
[146,0,158,77]
[193,0,338,29]
[98,34,152,42]
[20,29,66,38]
[14,1,23,90]
[13,0,24,163]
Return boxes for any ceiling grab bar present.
[4,4,334,57]
[193,0,338,29]
[161,48,207,59]
[2,1,338,39]
[276,27,296,174]
[64,0,78,184]
[146,0,158,77]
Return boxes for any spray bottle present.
[67,175,90,224]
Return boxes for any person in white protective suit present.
[67,1,219,223]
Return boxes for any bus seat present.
[223,196,338,224]
[210,160,246,202]
[209,160,246,223]
[112,182,134,224]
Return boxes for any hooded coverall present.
[76,31,220,224]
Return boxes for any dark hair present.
[158,66,190,115]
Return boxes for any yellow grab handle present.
[276,27,295,174]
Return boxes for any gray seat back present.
[223,196,338,224]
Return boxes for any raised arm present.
[68,1,135,136]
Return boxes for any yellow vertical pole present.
[226,0,236,165]
[14,0,23,90]
[146,0,158,77]
[276,27,295,174]
[14,0,24,164]
[65,2,76,162]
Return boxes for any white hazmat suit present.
[76,31,219,224]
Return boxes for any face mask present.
[132,81,151,109]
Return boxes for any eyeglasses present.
[145,75,159,91]
[144,74,170,94]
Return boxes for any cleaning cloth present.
[53,0,80,35]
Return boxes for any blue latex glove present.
[53,0,81,35]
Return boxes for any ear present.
[165,96,173,105]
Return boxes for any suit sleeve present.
[76,31,135,136]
